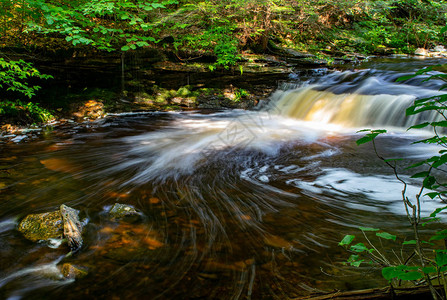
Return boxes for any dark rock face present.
[60,204,83,252]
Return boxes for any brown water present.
[1,62,446,299]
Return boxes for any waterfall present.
[268,70,445,129]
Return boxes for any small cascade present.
[269,70,445,129]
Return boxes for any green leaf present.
[406,105,440,116]
[408,122,430,130]
[121,45,130,51]
[425,192,440,199]
[436,250,447,266]
[423,176,436,189]
[382,266,401,280]
[382,265,423,281]
[376,232,397,241]
[432,154,447,168]
[398,272,423,281]
[432,121,447,127]
[430,207,447,218]
[339,235,355,246]
[350,243,371,253]
[411,171,430,178]
[422,266,437,274]
[407,160,426,169]
[396,74,417,82]
[357,129,372,133]
[347,254,363,267]
[430,229,447,241]
[151,3,165,9]
[384,158,404,162]
[356,135,375,145]
[402,240,417,245]
[359,227,380,232]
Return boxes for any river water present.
[1,57,447,299]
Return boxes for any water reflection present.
[0,65,445,299]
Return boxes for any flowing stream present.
[1,58,447,299]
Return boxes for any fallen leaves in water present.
[105,191,130,199]
[240,214,252,221]
[40,158,79,175]
[264,234,292,249]
[46,141,74,152]
[149,197,160,204]
[143,237,164,249]
[2,156,17,161]
[95,223,164,259]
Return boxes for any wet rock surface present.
[60,204,83,252]
[17,204,83,251]
[108,203,142,222]
[59,263,88,279]
[18,211,64,242]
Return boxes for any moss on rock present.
[60,263,88,279]
[18,211,64,242]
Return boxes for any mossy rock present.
[18,211,64,242]
[176,86,191,97]
[59,263,88,279]
[108,203,142,222]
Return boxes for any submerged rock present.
[60,205,83,252]
[96,223,163,262]
[18,205,83,252]
[59,263,88,279]
[108,203,142,222]
[18,211,64,242]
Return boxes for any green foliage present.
[355,129,387,145]
[24,0,177,52]
[233,88,250,102]
[0,58,52,98]
[339,227,447,284]
[3,0,447,61]
[340,68,447,298]
[0,100,54,124]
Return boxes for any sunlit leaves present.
[359,227,379,231]
[25,0,173,52]
[355,129,387,145]
[0,58,52,99]
[339,234,355,246]
[376,232,396,241]
[402,240,417,245]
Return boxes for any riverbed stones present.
[18,211,64,242]
[71,100,105,121]
[59,263,88,279]
[60,204,83,252]
[414,48,428,56]
[108,203,142,222]
[96,223,163,262]
[18,205,83,252]
[433,45,446,52]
